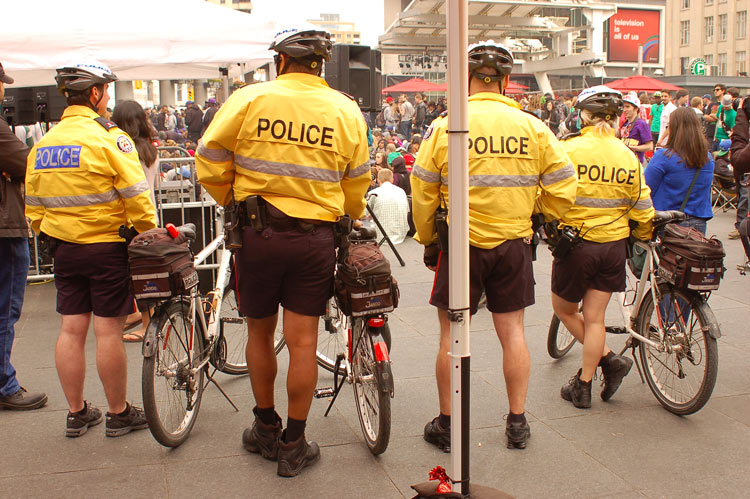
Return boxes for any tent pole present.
[446,1,470,497]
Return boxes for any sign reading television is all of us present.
[607,9,661,64]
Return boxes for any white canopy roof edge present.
[2,0,276,87]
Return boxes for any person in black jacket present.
[201,98,219,137]
[185,101,203,142]
[729,97,750,238]
[0,62,48,410]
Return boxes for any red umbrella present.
[606,75,683,92]
[381,77,444,94]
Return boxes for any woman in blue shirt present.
[645,107,714,234]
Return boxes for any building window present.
[738,11,747,39]
[705,16,714,43]
[681,21,690,45]
[719,14,728,41]
[737,51,747,75]
[718,53,727,75]
[680,57,690,74]
[706,0,713,5]
[681,0,690,8]
[704,54,714,66]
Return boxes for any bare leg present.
[580,289,612,382]
[92,315,128,414]
[56,313,92,413]
[245,313,279,409]
[492,309,529,414]
[282,310,319,421]
[435,309,452,416]
[552,292,611,357]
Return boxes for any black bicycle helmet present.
[55,60,117,96]
[575,85,624,121]
[468,40,514,83]
[270,24,333,62]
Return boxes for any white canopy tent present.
[2,0,276,88]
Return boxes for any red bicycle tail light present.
[368,317,385,328]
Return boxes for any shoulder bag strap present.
[680,166,703,212]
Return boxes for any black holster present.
[434,207,449,252]
[224,201,245,249]
[334,216,353,261]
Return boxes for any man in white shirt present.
[656,90,677,147]
[367,169,410,245]
[398,94,415,138]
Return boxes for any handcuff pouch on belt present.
[434,194,449,252]
[244,195,267,232]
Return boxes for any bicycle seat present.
[652,210,685,228]
[178,223,197,241]
[349,226,377,242]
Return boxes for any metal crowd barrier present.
[27,146,222,285]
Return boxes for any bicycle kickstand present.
[313,354,347,417]
[205,368,240,412]
[619,337,645,384]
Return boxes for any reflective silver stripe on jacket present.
[468,174,539,188]
[633,198,654,210]
[412,164,442,184]
[196,143,233,162]
[576,197,646,209]
[346,161,371,179]
[235,155,343,183]
[540,164,575,185]
[117,179,150,199]
[25,190,119,208]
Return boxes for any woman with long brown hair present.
[645,107,714,234]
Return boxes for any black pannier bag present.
[334,241,400,317]
[127,227,198,304]
[658,224,725,291]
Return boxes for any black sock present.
[508,412,526,424]
[285,417,306,443]
[438,413,451,429]
[74,402,88,415]
[255,406,277,426]
[117,403,130,417]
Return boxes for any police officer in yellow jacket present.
[411,41,577,451]
[25,61,157,438]
[195,24,370,477]
[552,86,654,409]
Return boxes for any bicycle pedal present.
[221,317,244,325]
[314,387,335,398]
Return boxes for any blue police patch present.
[423,124,434,141]
[34,146,82,170]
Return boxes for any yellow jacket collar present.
[579,125,616,137]
[469,92,522,109]
[276,72,329,88]
[62,105,102,120]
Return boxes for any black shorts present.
[430,238,535,315]
[234,225,335,319]
[53,240,135,317]
[551,238,627,303]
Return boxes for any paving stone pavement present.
[2,211,748,498]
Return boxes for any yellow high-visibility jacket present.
[561,126,654,242]
[25,105,157,244]
[195,72,371,221]
[411,92,577,249]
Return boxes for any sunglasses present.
[715,88,722,91]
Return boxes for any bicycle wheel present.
[547,314,576,359]
[636,284,719,415]
[218,286,286,375]
[316,298,347,375]
[142,300,205,447]
[351,318,391,455]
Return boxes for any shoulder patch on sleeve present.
[560,131,582,141]
[116,135,135,154]
[440,110,448,118]
[423,124,435,141]
[93,117,118,131]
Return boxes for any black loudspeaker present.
[325,45,381,111]
[2,86,67,125]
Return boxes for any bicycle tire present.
[351,318,391,455]
[218,286,286,375]
[636,284,719,416]
[547,314,577,359]
[142,299,205,447]
[316,298,347,375]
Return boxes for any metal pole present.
[446,1,470,496]
[638,45,644,76]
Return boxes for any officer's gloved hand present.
[423,244,440,271]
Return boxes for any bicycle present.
[312,226,395,455]
[546,210,721,416]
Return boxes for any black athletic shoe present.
[276,431,320,477]
[66,401,103,437]
[600,354,634,401]
[561,369,592,409]
[423,416,451,453]
[242,409,282,460]
[505,419,531,450]
[105,403,149,437]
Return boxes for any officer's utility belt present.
[244,195,333,233]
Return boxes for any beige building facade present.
[204,0,252,14]
[666,0,750,76]
[309,14,361,45]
